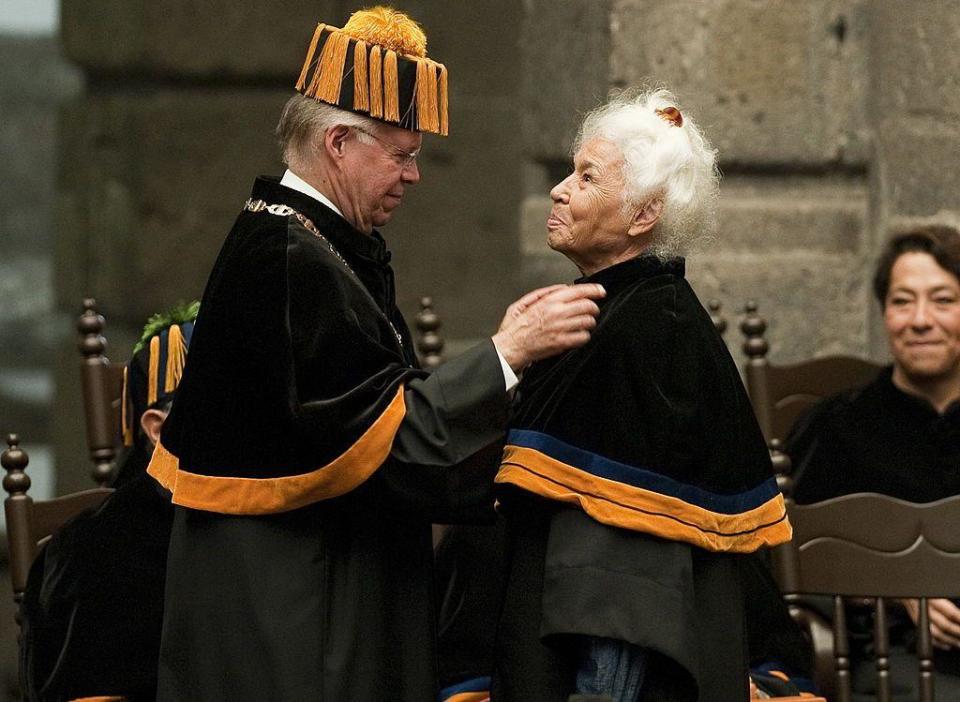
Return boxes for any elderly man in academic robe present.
[147,7,604,702]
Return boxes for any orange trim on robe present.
[496,445,792,553]
[148,385,406,515]
[444,693,490,702]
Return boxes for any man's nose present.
[402,159,420,184]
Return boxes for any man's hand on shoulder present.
[492,284,605,372]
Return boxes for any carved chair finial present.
[708,299,727,337]
[415,296,445,369]
[77,298,107,358]
[2,434,31,498]
[741,300,769,360]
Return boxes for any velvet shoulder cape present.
[148,177,423,515]
[495,255,791,552]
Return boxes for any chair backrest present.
[77,298,125,486]
[776,492,960,702]
[2,434,113,617]
[739,301,882,443]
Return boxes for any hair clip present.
[655,106,683,128]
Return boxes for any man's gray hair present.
[276,94,383,168]
[574,87,720,258]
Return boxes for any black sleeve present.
[376,340,509,522]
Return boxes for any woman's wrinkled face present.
[547,138,633,272]
[884,251,960,382]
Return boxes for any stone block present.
[869,0,960,119]
[405,0,523,101]
[56,89,288,325]
[61,0,335,79]
[609,0,871,166]
[687,251,876,366]
[61,0,524,98]
[716,175,867,254]
[521,0,612,161]
[874,116,960,218]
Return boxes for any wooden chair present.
[739,301,882,444]
[737,301,884,699]
[2,434,113,631]
[77,298,125,487]
[775,489,960,702]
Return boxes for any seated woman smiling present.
[492,88,791,702]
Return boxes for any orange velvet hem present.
[147,385,406,515]
[496,445,792,553]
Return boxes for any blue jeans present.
[575,636,648,702]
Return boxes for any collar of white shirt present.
[279,169,344,219]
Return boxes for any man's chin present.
[372,209,396,227]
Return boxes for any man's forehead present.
[378,124,423,149]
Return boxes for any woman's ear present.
[628,198,663,237]
[140,408,169,448]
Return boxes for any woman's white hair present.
[574,87,720,258]
[276,94,383,169]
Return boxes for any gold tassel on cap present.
[307,30,351,103]
[147,335,160,407]
[165,324,187,393]
[383,50,400,123]
[121,366,133,447]
[369,45,383,118]
[296,23,326,92]
[293,8,449,136]
[353,40,369,112]
[414,59,439,134]
[438,64,449,136]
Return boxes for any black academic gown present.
[493,255,789,702]
[20,445,170,702]
[154,177,507,702]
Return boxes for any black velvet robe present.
[790,366,960,505]
[20,447,170,702]
[153,177,508,701]
[493,255,789,701]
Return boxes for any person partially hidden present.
[20,302,198,702]
[789,225,960,700]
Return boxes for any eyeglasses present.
[352,126,420,170]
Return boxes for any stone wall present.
[518,0,959,366]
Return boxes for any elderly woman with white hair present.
[491,89,792,702]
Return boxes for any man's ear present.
[324,125,351,161]
[628,198,663,237]
[140,408,169,449]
